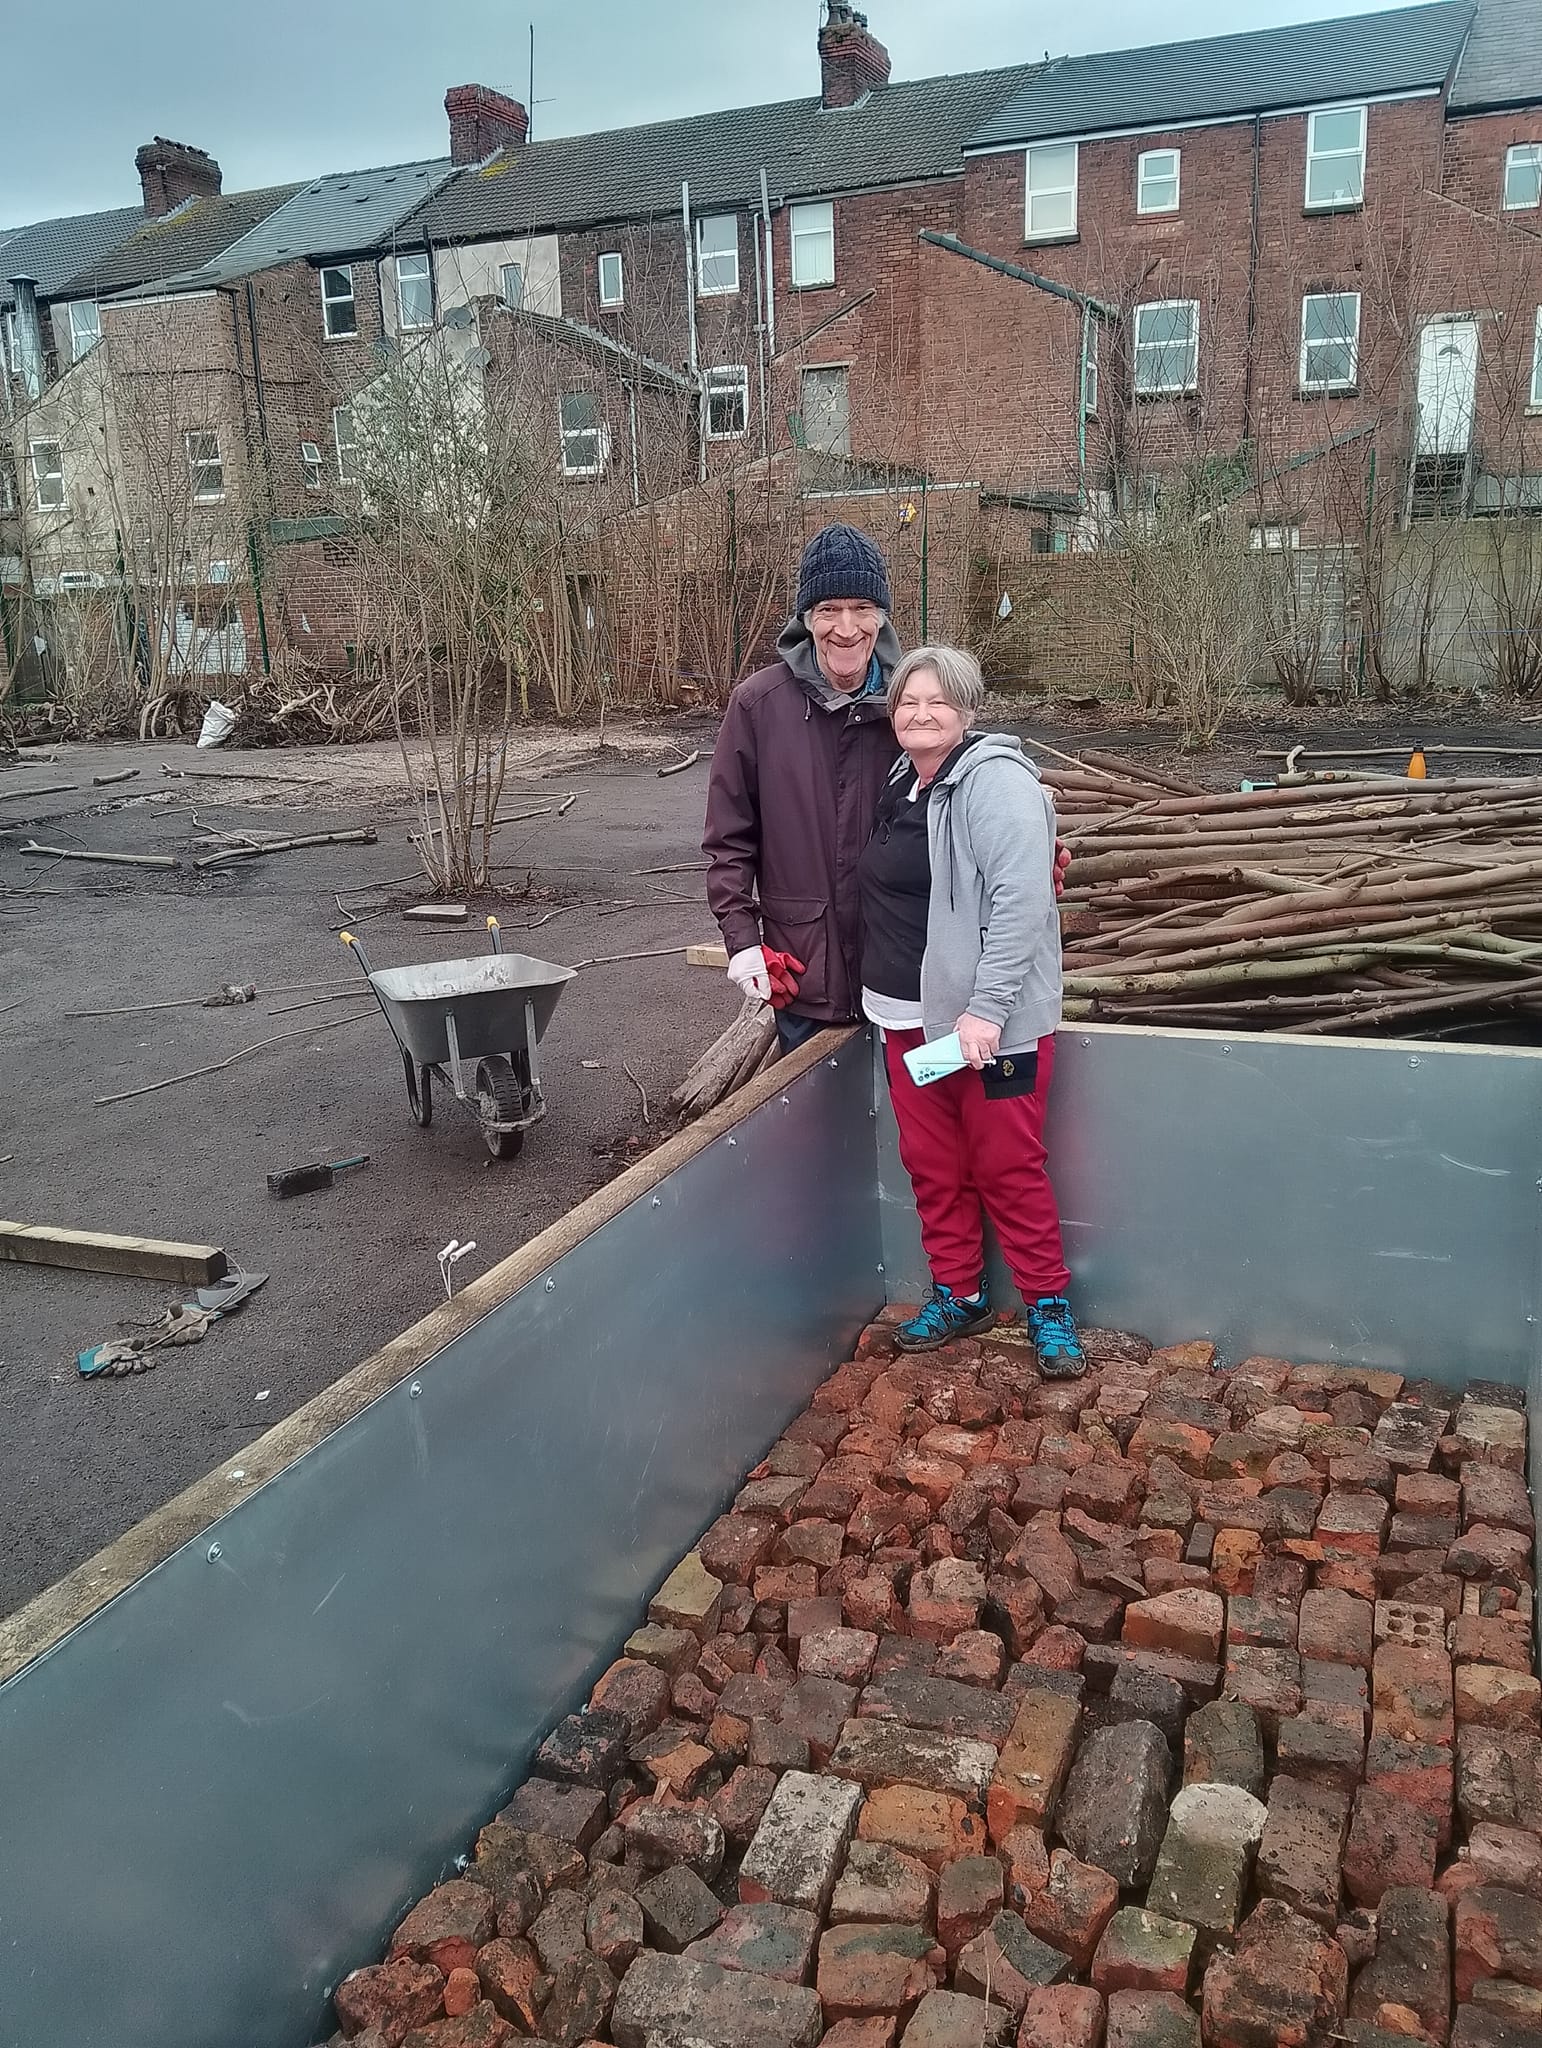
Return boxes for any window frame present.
[1299,290,1361,394]
[1025,141,1079,243]
[597,251,624,308]
[1132,298,1200,397]
[704,364,750,441]
[790,201,836,289]
[695,214,740,297]
[300,439,324,490]
[1505,144,1542,213]
[1532,307,1542,412]
[1251,522,1302,551]
[30,439,64,510]
[1137,148,1181,216]
[186,428,225,503]
[66,300,101,361]
[320,264,358,339]
[1083,320,1099,418]
[333,405,359,484]
[499,262,525,310]
[395,251,433,331]
[559,391,604,477]
[1305,104,1367,213]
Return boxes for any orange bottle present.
[1407,745,1428,780]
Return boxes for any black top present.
[858,739,975,1001]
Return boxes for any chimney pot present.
[444,84,530,164]
[135,136,222,217]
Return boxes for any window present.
[1300,292,1360,392]
[499,262,525,309]
[1137,149,1180,215]
[65,300,101,360]
[1532,308,1542,411]
[1133,300,1199,394]
[395,252,432,330]
[186,429,224,501]
[790,202,835,288]
[1305,105,1366,211]
[559,391,603,475]
[320,264,357,338]
[1251,523,1301,550]
[30,440,64,510]
[1505,145,1542,212]
[598,252,624,307]
[300,440,324,490]
[705,365,749,439]
[696,214,739,296]
[1025,142,1078,240]
[1083,321,1099,418]
[333,406,358,483]
[801,364,851,458]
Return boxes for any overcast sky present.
[4,0,1426,225]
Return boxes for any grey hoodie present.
[910,733,1061,1052]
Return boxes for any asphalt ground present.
[0,725,739,1617]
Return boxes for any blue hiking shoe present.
[896,1280,994,1352]
[1026,1295,1087,1379]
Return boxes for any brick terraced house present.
[3,0,1541,703]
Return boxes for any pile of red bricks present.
[329,1315,1539,2048]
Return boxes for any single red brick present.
[1297,1588,1373,1667]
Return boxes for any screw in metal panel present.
[828,1057,840,1069]
[877,1262,885,1274]
[207,1544,222,1562]
[727,1136,737,1147]
[1221,1045,1232,1055]
[651,1194,661,1207]
[1081,1037,1091,1047]
[1408,1055,1422,1068]
[780,1095,791,1106]
[545,1277,556,1291]
[409,1381,421,1398]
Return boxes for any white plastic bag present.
[197,700,237,749]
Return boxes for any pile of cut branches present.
[1049,749,1542,1037]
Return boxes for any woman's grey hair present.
[887,644,986,724]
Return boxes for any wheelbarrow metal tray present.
[368,952,574,1065]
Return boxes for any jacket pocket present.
[759,894,831,1008]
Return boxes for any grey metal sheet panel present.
[968,1,1472,150]
[878,1023,1542,1384]
[0,1047,880,2048]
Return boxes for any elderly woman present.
[857,644,1084,1375]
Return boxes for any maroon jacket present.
[703,618,902,1022]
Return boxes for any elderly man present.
[704,523,902,1051]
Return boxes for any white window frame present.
[320,264,357,339]
[1025,142,1078,242]
[30,440,64,511]
[186,429,224,502]
[704,365,749,440]
[790,201,835,289]
[0,460,14,513]
[66,300,101,361]
[1505,144,1542,213]
[1133,299,1200,396]
[1137,149,1180,216]
[1251,523,1301,551]
[333,406,358,484]
[300,440,324,490]
[597,252,624,308]
[499,262,525,309]
[559,391,604,477]
[695,214,739,296]
[1299,291,1361,393]
[1305,104,1367,212]
[395,251,432,331]
[1532,307,1542,412]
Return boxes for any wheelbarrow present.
[341,918,575,1160]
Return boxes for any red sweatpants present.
[883,1027,1071,1302]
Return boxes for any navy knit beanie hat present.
[795,523,892,616]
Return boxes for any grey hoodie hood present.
[931,730,1044,791]
[776,612,903,715]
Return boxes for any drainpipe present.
[628,385,640,509]
[1077,302,1092,510]
[752,186,770,461]
[7,276,43,402]
[231,282,273,676]
[760,167,776,357]
[1243,113,1262,453]
[682,180,706,485]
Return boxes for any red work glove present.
[762,948,805,1010]
[1054,837,1071,896]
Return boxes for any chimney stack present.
[819,1,890,109]
[445,85,530,164]
[135,137,222,217]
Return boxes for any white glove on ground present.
[727,945,772,1002]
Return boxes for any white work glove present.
[727,945,772,1002]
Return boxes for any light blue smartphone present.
[901,1031,967,1086]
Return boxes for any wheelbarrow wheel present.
[475,1055,525,1161]
[403,1048,432,1127]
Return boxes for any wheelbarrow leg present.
[523,997,544,1112]
[403,1047,433,1127]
